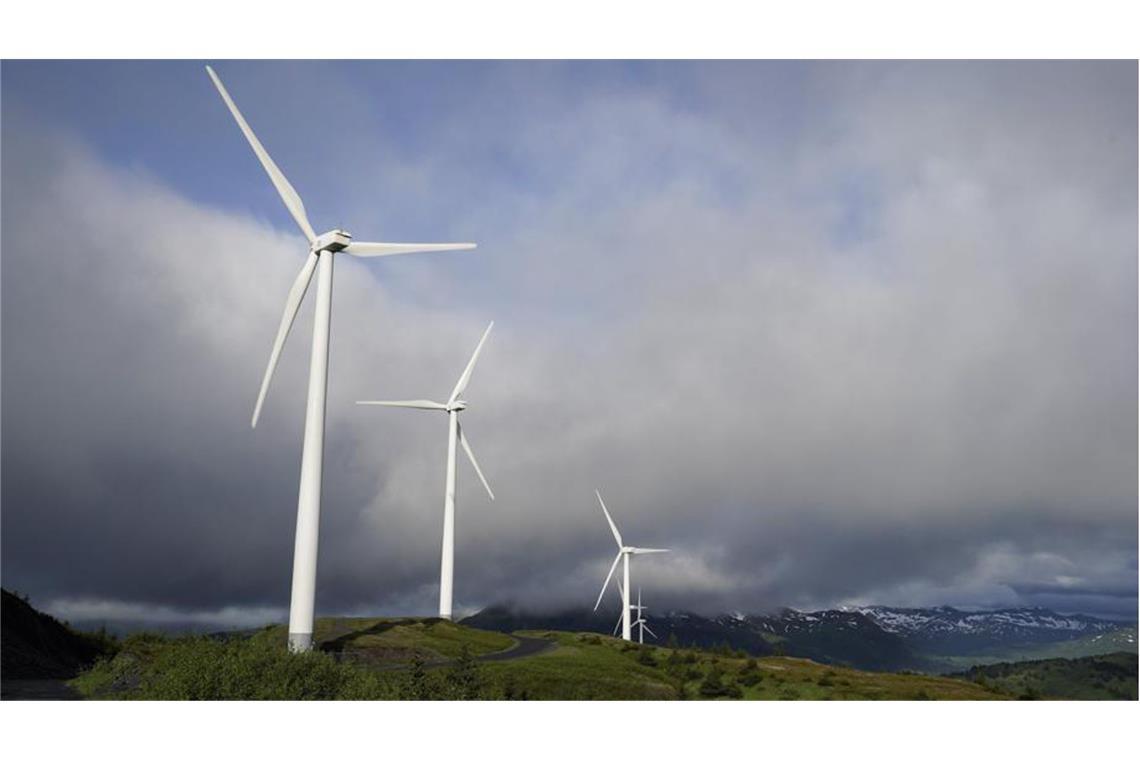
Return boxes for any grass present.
[479,632,678,700]
[71,620,1014,700]
[471,631,1006,701]
[249,616,515,664]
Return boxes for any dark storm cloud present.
[1,61,1135,627]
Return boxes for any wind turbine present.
[593,490,668,641]
[356,322,495,620]
[205,66,476,652]
[631,588,656,644]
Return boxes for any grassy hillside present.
[476,632,1004,700]
[251,616,515,663]
[72,619,1008,700]
[951,652,1137,700]
[1,588,118,678]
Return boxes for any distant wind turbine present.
[593,490,668,641]
[357,322,496,620]
[205,66,476,652]
[631,588,656,644]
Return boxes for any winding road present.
[478,634,557,662]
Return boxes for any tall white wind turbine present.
[593,490,668,641]
[205,66,476,652]
[356,322,495,620]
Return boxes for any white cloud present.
[3,62,1135,622]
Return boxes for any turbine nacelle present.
[312,229,353,253]
[446,399,468,412]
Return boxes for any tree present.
[666,632,680,649]
[444,645,483,700]
[401,653,430,700]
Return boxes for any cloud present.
[2,61,1135,626]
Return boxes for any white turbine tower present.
[205,66,476,652]
[593,490,668,641]
[631,588,656,644]
[356,322,495,620]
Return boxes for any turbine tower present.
[593,490,668,641]
[357,322,495,620]
[205,66,476,652]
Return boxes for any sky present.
[1,60,1136,630]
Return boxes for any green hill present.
[1,588,118,679]
[923,626,1139,672]
[70,617,1007,700]
[477,631,1004,700]
[950,652,1137,700]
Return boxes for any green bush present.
[636,648,657,667]
[400,653,431,700]
[698,666,742,699]
[443,645,484,700]
[737,665,763,687]
[75,636,397,700]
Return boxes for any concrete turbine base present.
[288,632,314,652]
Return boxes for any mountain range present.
[462,604,1137,673]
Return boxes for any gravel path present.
[478,634,556,662]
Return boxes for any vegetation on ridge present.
[70,622,1010,701]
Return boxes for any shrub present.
[501,674,528,701]
[738,669,763,687]
[75,636,397,700]
[400,653,430,700]
[443,645,484,700]
[698,666,742,699]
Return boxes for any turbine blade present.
[448,322,494,405]
[631,548,669,555]
[355,399,447,410]
[344,241,476,257]
[251,253,319,428]
[614,575,628,605]
[594,552,622,611]
[643,624,657,639]
[596,490,623,548]
[613,614,623,637]
[205,66,316,243]
[458,423,494,501]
